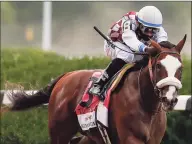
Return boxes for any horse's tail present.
[1,73,65,113]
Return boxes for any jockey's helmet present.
[137,6,162,38]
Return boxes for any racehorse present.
[1,34,186,144]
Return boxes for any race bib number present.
[123,20,136,32]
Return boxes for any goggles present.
[140,24,160,37]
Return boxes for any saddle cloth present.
[75,64,133,132]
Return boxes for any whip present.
[93,26,148,55]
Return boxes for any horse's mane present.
[114,57,149,93]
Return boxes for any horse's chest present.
[126,113,152,142]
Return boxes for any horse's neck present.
[139,66,160,114]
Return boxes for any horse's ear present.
[150,39,162,53]
[175,34,187,53]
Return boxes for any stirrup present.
[89,85,101,96]
[89,86,106,101]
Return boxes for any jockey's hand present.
[144,46,158,56]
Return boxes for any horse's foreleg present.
[124,135,145,144]
[77,136,96,144]
[147,139,161,144]
[147,112,166,144]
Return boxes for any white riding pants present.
[104,40,144,63]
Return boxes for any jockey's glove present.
[144,46,158,56]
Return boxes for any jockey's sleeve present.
[122,26,147,52]
[155,27,168,43]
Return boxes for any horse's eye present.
[178,68,182,74]
[156,63,161,70]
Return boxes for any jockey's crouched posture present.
[88,6,170,100]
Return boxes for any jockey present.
[88,6,168,99]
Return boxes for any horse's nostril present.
[171,98,178,104]
[162,97,167,102]
[174,98,178,103]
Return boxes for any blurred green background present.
[1,1,191,58]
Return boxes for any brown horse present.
[2,34,186,144]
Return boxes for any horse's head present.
[148,35,187,110]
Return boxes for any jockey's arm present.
[155,27,168,43]
[122,24,147,52]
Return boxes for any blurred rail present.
[0,90,191,111]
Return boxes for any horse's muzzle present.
[162,96,178,111]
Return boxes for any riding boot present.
[88,58,126,100]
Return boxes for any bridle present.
[138,50,181,113]
[147,50,181,111]
[148,51,181,96]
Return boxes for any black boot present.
[88,58,126,100]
